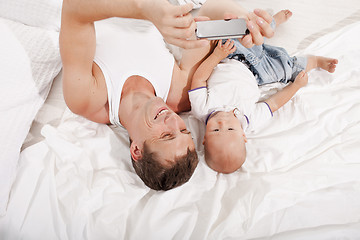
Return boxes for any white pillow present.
[0,0,63,31]
[0,18,62,216]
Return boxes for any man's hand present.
[224,8,274,48]
[213,39,236,60]
[140,0,209,49]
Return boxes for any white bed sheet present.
[0,18,62,216]
[2,1,360,239]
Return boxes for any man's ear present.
[130,142,142,161]
[243,132,248,143]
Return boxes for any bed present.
[1,0,360,239]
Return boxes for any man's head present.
[128,96,198,190]
[203,111,247,174]
[131,144,198,190]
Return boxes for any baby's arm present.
[264,71,308,112]
[191,39,236,89]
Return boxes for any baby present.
[189,10,338,173]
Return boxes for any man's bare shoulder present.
[62,62,110,124]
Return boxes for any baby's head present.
[203,111,247,174]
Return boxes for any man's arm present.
[60,0,112,122]
[62,0,206,47]
[264,71,308,112]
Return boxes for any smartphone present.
[196,18,249,40]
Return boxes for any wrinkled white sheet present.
[1,22,360,240]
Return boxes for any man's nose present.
[165,113,180,128]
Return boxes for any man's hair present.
[131,142,198,191]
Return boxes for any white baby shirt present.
[189,59,273,132]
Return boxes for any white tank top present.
[93,21,175,127]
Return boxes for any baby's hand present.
[213,39,236,59]
[293,71,308,88]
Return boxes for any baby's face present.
[205,111,246,143]
[204,111,247,173]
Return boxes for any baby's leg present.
[306,55,338,73]
[273,10,293,27]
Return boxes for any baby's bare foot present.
[317,57,338,73]
[273,10,293,26]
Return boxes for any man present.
[59,0,274,190]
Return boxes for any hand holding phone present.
[195,18,249,40]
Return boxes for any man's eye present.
[181,129,190,134]
[161,133,171,139]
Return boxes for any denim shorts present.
[225,21,307,85]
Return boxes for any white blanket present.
[1,22,360,240]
